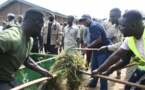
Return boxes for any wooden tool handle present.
[80,70,145,89]
[75,48,99,51]
[111,63,137,71]
[123,63,136,68]
[11,74,57,90]
[98,63,137,77]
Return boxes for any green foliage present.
[49,49,86,90]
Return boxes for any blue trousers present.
[89,51,112,90]
[125,68,145,90]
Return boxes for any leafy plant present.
[48,49,86,90]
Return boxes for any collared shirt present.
[102,20,123,44]
[108,27,123,51]
[6,20,17,27]
[42,21,61,45]
[107,25,123,51]
[0,26,33,81]
[111,25,123,44]
[102,20,116,39]
[64,24,80,49]
[3,20,17,30]
[102,20,123,51]
[89,21,112,48]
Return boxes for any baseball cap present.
[7,13,15,17]
[49,13,55,17]
[79,14,91,22]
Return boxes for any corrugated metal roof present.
[0,0,14,10]
[0,0,68,18]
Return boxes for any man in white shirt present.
[92,10,145,90]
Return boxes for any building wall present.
[0,1,67,25]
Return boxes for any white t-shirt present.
[121,36,145,59]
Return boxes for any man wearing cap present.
[3,13,17,30]
[79,14,112,90]
[42,13,61,54]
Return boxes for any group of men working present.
[78,9,145,90]
[0,7,145,90]
[0,8,84,89]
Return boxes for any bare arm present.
[112,50,133,70]
[113,60,129,70]
[23,57,53,77]
[87,36,101,48]
[58,34,62,44]
[95,48,129,73]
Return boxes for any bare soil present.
[82,68,126,90]
[60,68,126,90]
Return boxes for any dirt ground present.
[60,68,126,90]
[82,68,126,90]
[80,54,127,90]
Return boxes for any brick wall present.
[0,1,67,25]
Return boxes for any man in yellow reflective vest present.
[92,10,145,90]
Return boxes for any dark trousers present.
[31,45,39,53]
[0,77,20,90]
[125,68,145,90]
[89,51,112,90]
[44,44,58,54]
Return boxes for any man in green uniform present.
[0,8,53,90]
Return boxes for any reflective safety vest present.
[128,29,145,70]
[121,37,125,42]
